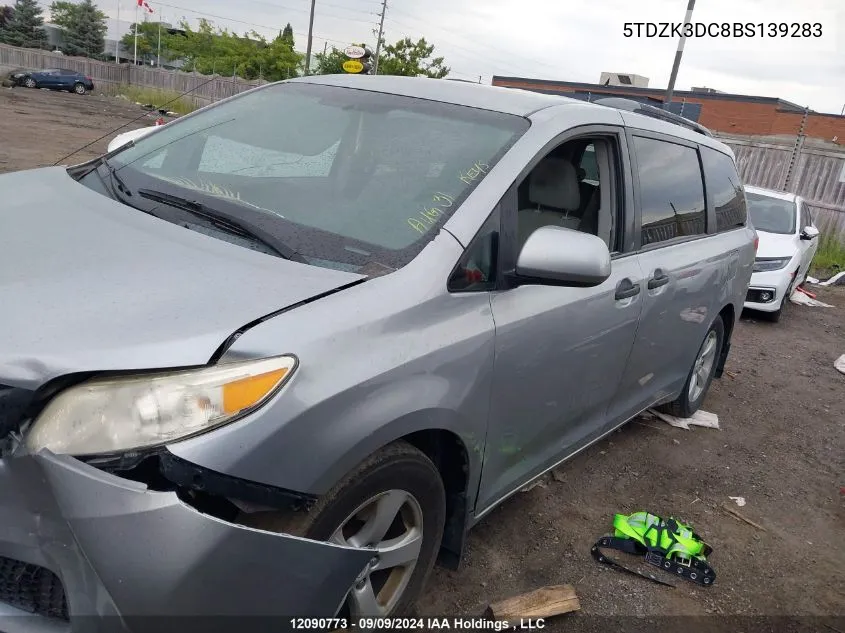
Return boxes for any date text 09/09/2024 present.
[623,22,823,38]
[289,618,547,630]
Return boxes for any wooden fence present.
[0,43,264,107]
[715,135,845,242]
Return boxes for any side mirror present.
[514,226,611,287]
[800,226,819,240]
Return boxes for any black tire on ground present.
[23,78,36,88]
[658,315,725,418]
[239,441,446,617]
[73,83,87,95]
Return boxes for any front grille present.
[0,556,69,621]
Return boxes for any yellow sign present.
[342,59,365,74]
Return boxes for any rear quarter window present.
[700,146,747,232]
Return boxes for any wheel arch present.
[714,303,735,378]
[401,429,471,570]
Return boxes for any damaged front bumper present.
[0,451,372,633]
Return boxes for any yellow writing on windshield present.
[408,192,455,234]
[459,161,490,185]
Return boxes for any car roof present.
[744,184,798,203]
[288,75,737,157]
[289,74,574,116]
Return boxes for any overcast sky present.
[65,0,845,114]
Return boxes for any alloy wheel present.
[330,489,423,617]
[689,330,718,402]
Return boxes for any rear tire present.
[73,82,86,95]
[658,316,725,418]
[238,441,445,618]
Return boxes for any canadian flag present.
[137,0,153,13]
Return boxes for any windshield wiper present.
[137,188,305,262]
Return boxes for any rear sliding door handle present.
[615,278,641,300]
[647,269,670,290]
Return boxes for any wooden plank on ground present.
[485,584,580,621]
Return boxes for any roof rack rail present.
[593,97,713,137]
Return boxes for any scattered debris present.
[790,287,834,307]
[806,276,819,285]
[728,496,746,507]
[816,271,845,287]
[649,408,720,431]
[520,477,548,493]
[835,355,845,376]
[725,370,738,378]
[721,503,766,531]
[551,469,566,483]
[691,498,700,504]
[486,584,580,621]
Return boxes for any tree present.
[316,36,449,78]
[50,0,107,57]
[0,5,13,30]
[121,20,159,60]
[281,22,294,47]
[377,36,449,78]
[164,19,302,81]
[0,0,47,48]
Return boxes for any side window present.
[700,146,747,232]
[448,211,499,293]
[515,136,617,252]
[634,136,706,246]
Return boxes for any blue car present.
[11,67,94,94]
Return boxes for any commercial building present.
[491,75,845,143]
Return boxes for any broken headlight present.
[26,356,297,456]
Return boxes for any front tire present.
[23,78,36,88]
[239,441,445,618]
[658,315,725,418]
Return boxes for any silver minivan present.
[0,75,755,631]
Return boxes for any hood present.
[0,167,364,389]
[756,230,799,259]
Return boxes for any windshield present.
[104,82,528,273]
[746,192,796,235]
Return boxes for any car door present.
[476,126,645,513]
[610,131,725,420]
[36,70,58,87]
[57,69,76,89]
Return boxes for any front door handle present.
[647,269,670,290]
[615,278,641,300]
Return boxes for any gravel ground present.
[2,85,843,633]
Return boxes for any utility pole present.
[664,0,696,109]
[115,0,120,62]
[373,0,387,75]
[157,12,162,68]
[304,0,316,75]
[783,106,810,191]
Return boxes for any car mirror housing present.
[513,226,611,287]
[800,226,819,240]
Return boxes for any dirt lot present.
[2,86,844,631]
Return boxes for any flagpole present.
[133,0,138,65]
[115,0,120,62]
